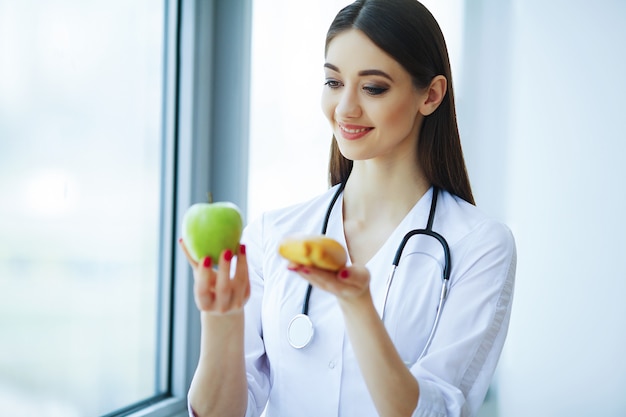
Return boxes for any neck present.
[342,159,430,222]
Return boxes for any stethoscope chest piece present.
[288,313,314,349]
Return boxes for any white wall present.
[459,0,626,415]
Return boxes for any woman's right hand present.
[178,238,250,314]
[182,239,251,417]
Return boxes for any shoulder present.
[242,186,342,280]
[437,189,516,257]
[436,189,517,284]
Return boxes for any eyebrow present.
[324,63,394,82]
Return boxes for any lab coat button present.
[328,360,336,369]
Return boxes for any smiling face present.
[321,29,427,164]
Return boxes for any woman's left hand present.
[287,263,371,301]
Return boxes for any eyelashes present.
[324,79,389,96]
[363,85,388,95]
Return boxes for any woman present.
[181,0,516,416]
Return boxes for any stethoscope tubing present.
[290,184,451,359]
[301,181,346,315]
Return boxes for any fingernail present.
[239,244,246,255]
[287,265,298,271]
[178,237,183,244]
[224,249,233,262]
[339,269,349,279]
[299,267,310,274]
[203,257,212,268]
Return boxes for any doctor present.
[181,0,516,416]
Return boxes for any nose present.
[334,87,362,119]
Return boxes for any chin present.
[336,145,369,162]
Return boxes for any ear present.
[419,75,447,116]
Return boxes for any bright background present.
[247,1,626,416]
[1,0,624,416]
[0,1,164,415]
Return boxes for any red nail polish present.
[203,257,212,268]
[224,249,233,262]
[339,269,349,279]
[239,244,246,255]
[178,237,183,243]
[287,265,298,271]
[300,267,310,274]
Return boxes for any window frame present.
[123,0,252,416]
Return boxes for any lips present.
[337,122,373,140]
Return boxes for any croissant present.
[278,235,347,272]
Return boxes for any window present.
[1,0,253,416]
[0,1,169,415]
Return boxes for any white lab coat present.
[240,185,516,417]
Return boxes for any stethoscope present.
[287,183,451,361]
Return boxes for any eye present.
[363,85,388,96]
[324,79,342,89]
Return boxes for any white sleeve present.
[240,214,271,417]
[411,220,517,417]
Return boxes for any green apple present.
[182,201,243,264]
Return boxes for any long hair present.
[325,0,474,205]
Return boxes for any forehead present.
[325,29,404,76]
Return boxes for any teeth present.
[341,126,369,134]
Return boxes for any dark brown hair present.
[326,0,474,205]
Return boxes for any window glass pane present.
[0,1,166,416]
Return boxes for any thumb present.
[337,265,370,286]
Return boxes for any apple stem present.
[207,192,213,203]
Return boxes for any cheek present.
[320,90,335,122]
[379,97,419,131]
